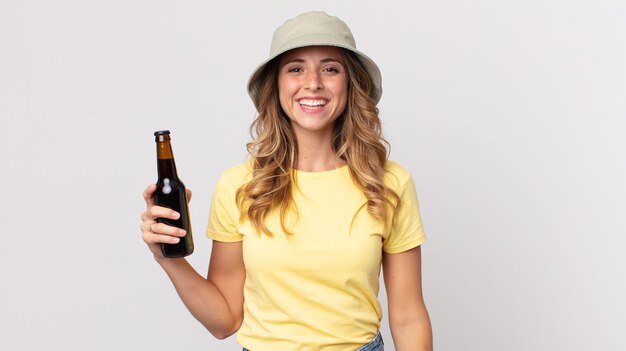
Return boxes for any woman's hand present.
[140,184,192,260]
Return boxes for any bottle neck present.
[156,140,178,178]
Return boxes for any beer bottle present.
[153,130,194,258]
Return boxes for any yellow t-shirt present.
[206,160,426,351]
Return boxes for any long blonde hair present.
[236,48,400,236]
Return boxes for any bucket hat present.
[247,11,382,109]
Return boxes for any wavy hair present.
[236,48,400,236]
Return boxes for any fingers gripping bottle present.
[153,130,194,258]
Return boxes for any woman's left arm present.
[382,246,433,351]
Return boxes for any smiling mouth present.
[298,98,327,108]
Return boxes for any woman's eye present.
[324,67,339,73]
[287,67,302,73]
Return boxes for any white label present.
[163,178,172,194]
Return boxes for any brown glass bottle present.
[153,130,194,258]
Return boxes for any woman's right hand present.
[140,184,192,260]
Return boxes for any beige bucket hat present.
[247,11,383,109]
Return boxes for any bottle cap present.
[154,130,171,136]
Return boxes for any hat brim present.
[247,40,382,109]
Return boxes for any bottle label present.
[163,178,172,194]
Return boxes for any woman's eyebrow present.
[282,58,305,65]
[320,57,342,64]
[282,57,343,65]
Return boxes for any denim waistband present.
[242,332,383,351]
[355,332,384,351]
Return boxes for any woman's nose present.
[305,70,323,91]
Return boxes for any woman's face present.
[278,46,348,139]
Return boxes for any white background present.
[1,0,625,350]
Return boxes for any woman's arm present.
[382,246,433,351]
[155,241,245,339]
[142,185,245,339]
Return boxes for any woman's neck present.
[294,132,346,172]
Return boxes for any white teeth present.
[298,99,326,107]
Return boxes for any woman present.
[141,11,432,351]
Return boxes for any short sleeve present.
[382,173,426,253]
[206,165,249,242]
